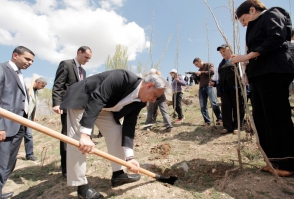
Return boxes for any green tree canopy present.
[105,44,128,70]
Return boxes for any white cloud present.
[0,0,148,70]
[100,0,125,10]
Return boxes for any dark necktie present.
[78,66,83,81]
[16,70,28,113]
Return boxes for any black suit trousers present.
[60,113,67,174]
[220,88,245,132]
[0,124,26,197]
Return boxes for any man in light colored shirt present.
[60,69,170,199]
[0,46,35,199]
[24,77,47,161]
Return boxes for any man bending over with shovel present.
[60,69,170,199]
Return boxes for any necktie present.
[78,66,83,81]
[16,70,28,114]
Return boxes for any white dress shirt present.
[79,81,142,158]
[9,61,28,114]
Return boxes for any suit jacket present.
[52,59,86,108]
[0,62,29,137]
[60,69,146,148]
[28,89,38,120]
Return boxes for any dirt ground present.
[3,85,294,199]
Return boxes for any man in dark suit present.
[60,69,169,199]
[52,46,92,178]
[0,46,35,199]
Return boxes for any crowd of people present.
[0,0,294,198]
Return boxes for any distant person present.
[233,0,294,176]
[145,69,173,132]
[0,46,35,199]
[213,44,244,134]
[167,76,169,82]
[193,57,222,126]
[24,77,47,161]
[290,29,294,61]
[184,75,189,86]
[211,60,221,98]
[52,46,92,178]
[59,69,169,199]
[170,69,186,123]
[189,75,194,86]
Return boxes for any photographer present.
[185,72,200,85]
[192,57,222,126]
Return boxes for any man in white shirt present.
[0,46,35,199]
[60,69,170,199]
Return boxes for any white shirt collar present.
[74,58,80,67]
[8,60,19,71]
[131,81,142,100]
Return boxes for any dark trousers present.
[0,124,26,197]
[60,113,67,174]
[221,89,245,132]
[250,73,294,171]
[172,92,184,119]
[24,116,34,158]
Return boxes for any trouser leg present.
[24,126,34,158]
[208,87,222,121]
[199,87,210,124]
[158,100,173,128]
[221,91,233,131]
[66,109,87,186]
[60,113,67,174]
[0,137,13,198]
[250,73,294,171]
[96,111,124,171]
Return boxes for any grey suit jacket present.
[0,62,29,137]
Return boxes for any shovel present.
[0,108,178,185]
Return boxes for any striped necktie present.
[78,66,83,81]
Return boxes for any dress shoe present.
[111,173,141,187]
[2,192,13,199]
[62,172,67,178]
[26,155,38,161]
[220,129,229,134]
[77,187,104,199]
[162,127,173,133]
[216,120,223,125]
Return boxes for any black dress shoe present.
[77,188,104,199]
[2,192,14,199]
[111,173,141,187]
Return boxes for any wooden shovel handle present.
[0,108,156,178]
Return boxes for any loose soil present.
[3,85,294,199]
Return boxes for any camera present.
[185,71,200,84]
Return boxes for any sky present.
[0,0,293,88]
